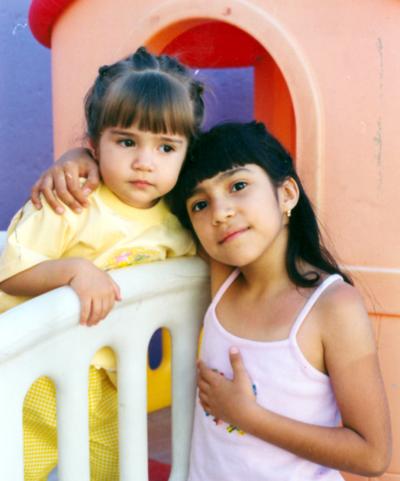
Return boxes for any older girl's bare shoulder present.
[318,279,366,315]
[315,279,375,350]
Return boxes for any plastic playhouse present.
[16,1,400,479]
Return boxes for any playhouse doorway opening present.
[148,19,296,155]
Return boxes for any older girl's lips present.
[219,227,249,244]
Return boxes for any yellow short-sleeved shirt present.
[0,182,194,301]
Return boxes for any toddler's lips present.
[219,227,249,244]
[130,180,152,189]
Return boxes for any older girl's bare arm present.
[198,285,391,476]
[31,148,100,213]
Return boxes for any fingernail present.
[75,207,82,213]
[83,188,91,196]
[230,346,239,354]
[56,207,64,214]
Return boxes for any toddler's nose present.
[131,149,154,171]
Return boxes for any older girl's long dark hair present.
[170,121,351,287]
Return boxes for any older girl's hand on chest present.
[197,347,257,428]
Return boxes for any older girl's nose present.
[212,200,235,225]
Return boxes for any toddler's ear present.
[87,139,98,161]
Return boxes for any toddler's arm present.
[31,148,100,214]
[198,285,391,477]
[0,258,121,326]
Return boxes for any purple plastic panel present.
[0,0,53,230]
[198,67,254,130]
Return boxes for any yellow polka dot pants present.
[23,367,119,481]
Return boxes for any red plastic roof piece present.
[29,0,75,48]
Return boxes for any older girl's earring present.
[286,209,292,218]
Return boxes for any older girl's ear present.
[279,177,299,217]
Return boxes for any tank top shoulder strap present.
[290,274,343,339]
[211,268,241,308]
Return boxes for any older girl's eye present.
[231,181,247,192]
[118,138,135,147]
[160,144,175,153]
[191,200,208,212]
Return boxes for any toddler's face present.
[97,124,188,209]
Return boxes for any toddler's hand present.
[68,259,121,326]
[197,347,256,429]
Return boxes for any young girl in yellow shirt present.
[0,46,204,481]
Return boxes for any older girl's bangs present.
[99,72,195,138]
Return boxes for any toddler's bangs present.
[99,71,195,138]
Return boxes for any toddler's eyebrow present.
[109,128,133,135]
[109,129,184,144]
[159,136,184,144]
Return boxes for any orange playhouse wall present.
[46,1,399,479]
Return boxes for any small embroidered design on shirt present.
[103,247,160,270]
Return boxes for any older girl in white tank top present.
[171,121,391,480]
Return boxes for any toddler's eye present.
[191,200,208,212]
[231,181,247,192]
[160,144,175,153]
[118,138,134,147]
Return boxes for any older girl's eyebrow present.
[189,167,251,196]
[218,166,251,180]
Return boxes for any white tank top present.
[188,270,345,481]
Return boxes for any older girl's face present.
[97,124,188,209]
[186,164,296,267]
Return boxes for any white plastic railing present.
[0,250,210,481]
